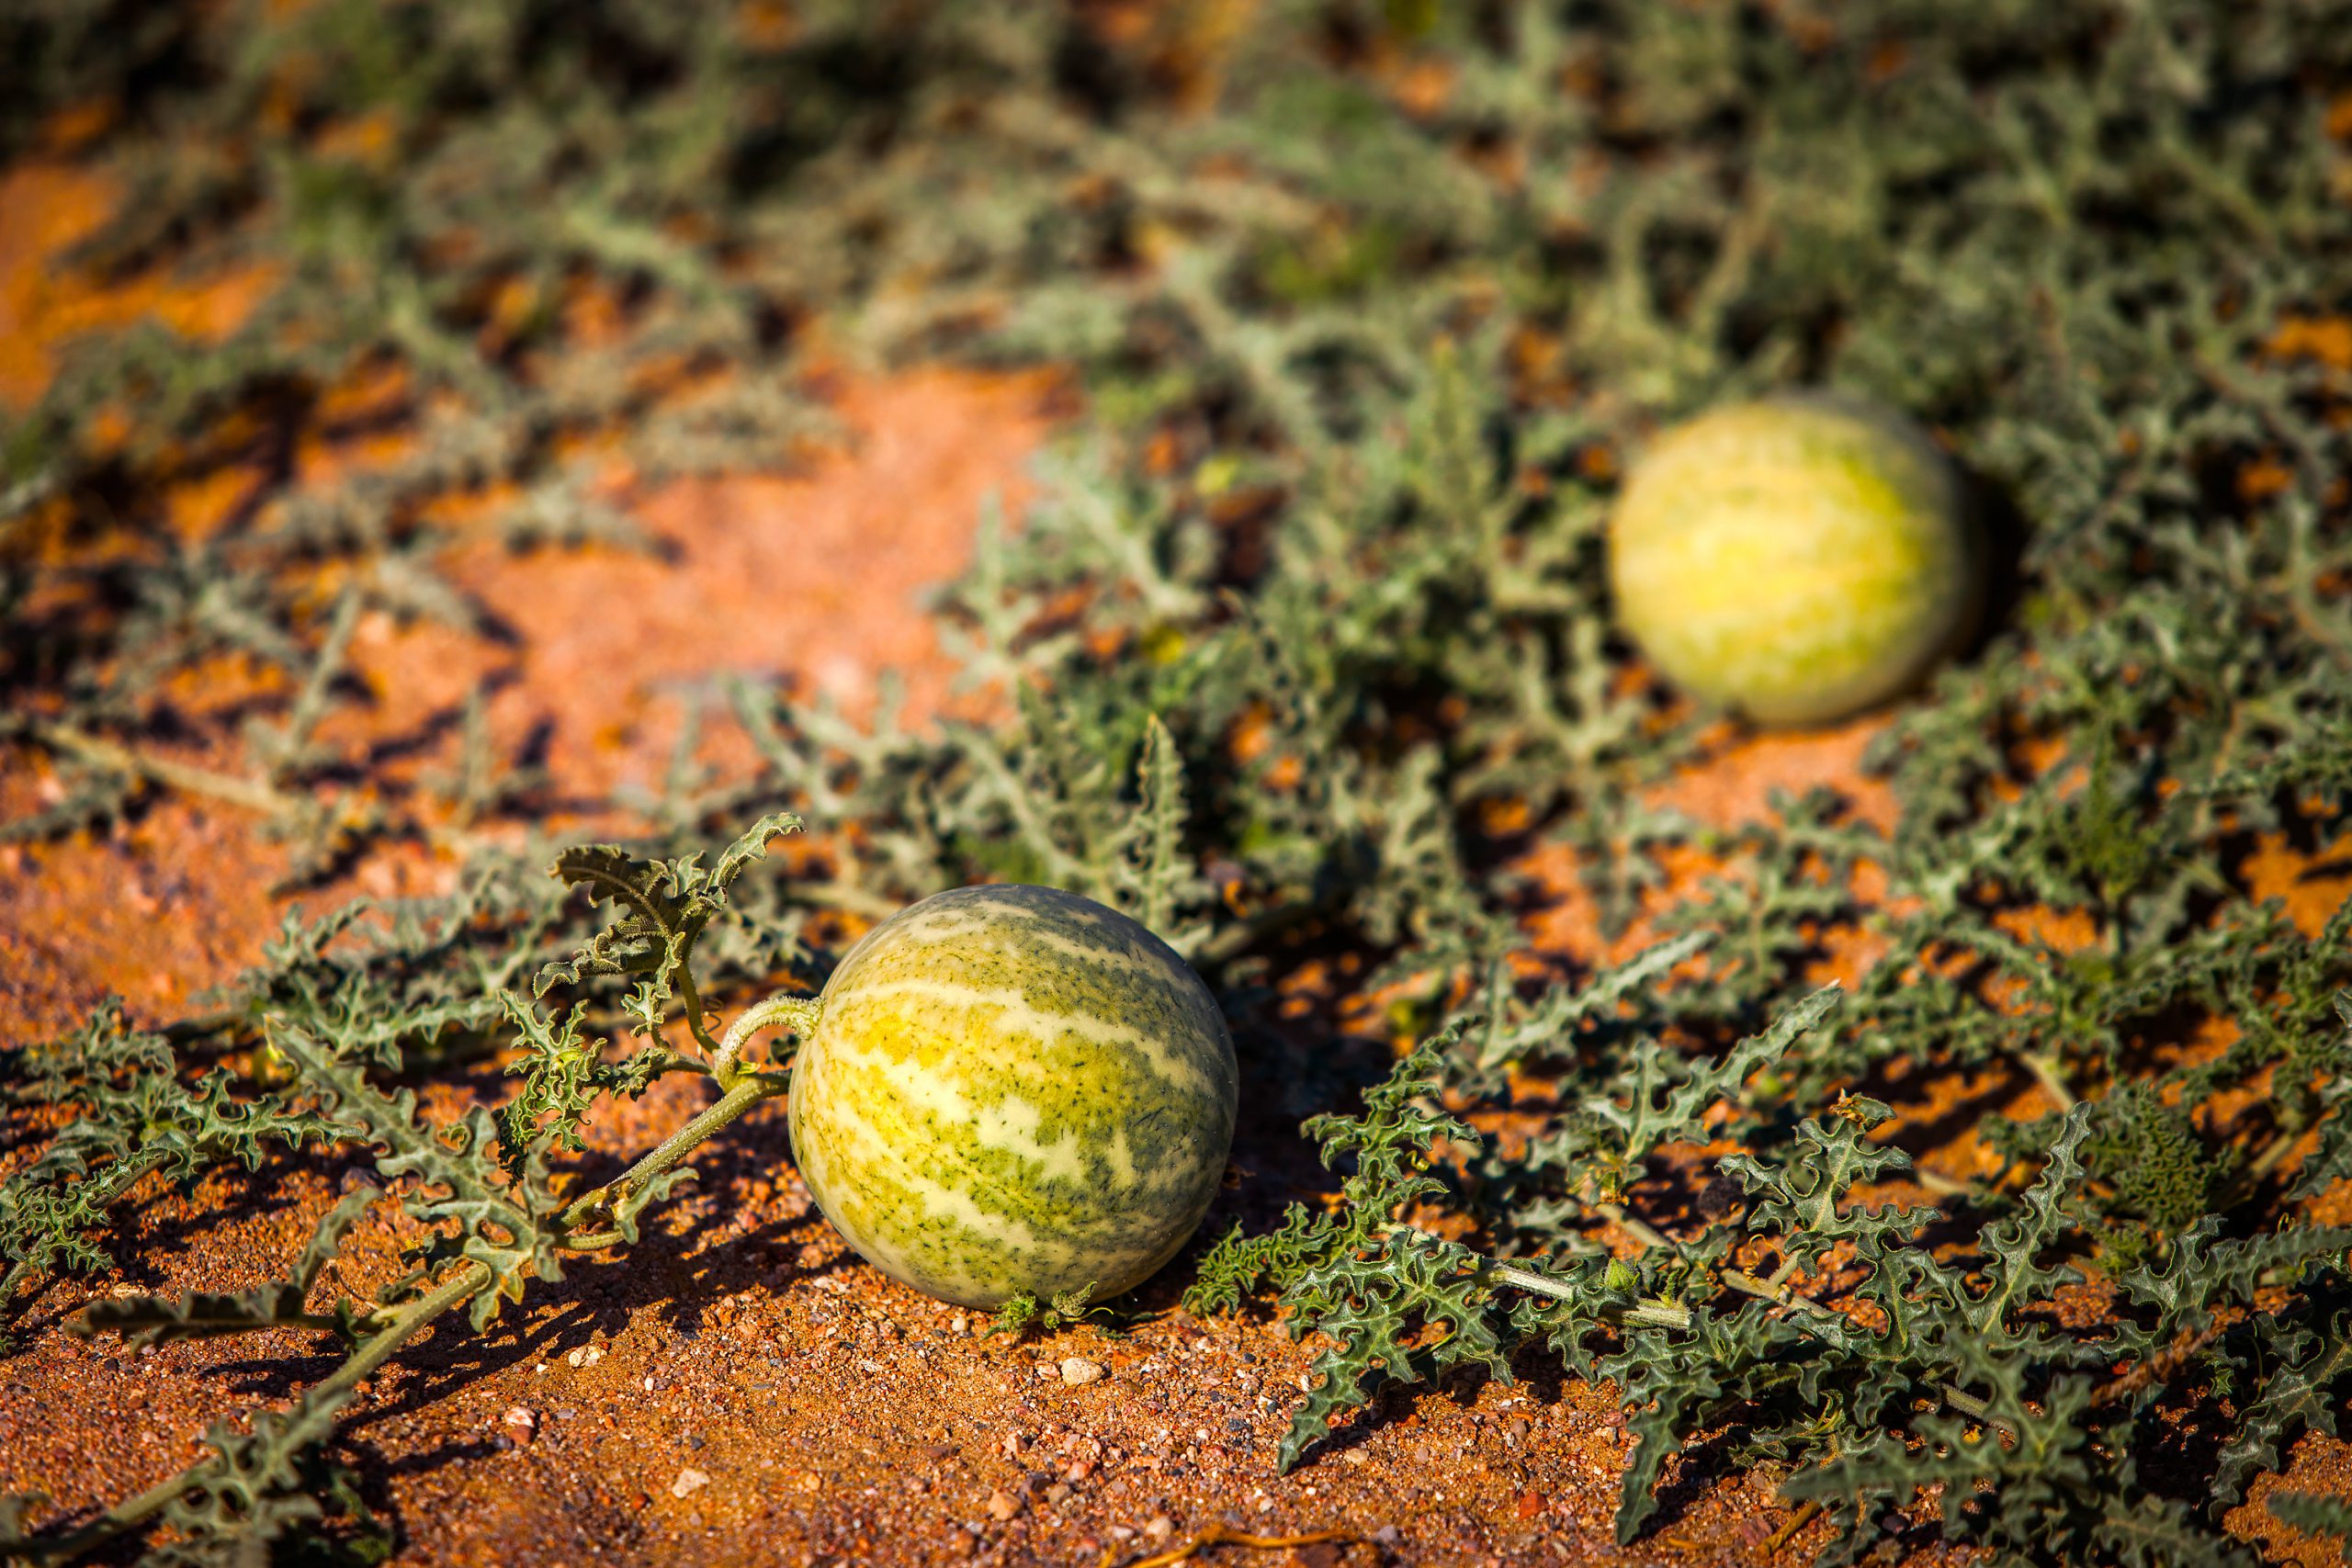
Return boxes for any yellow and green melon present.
[1607,394,1980,728]
[787,884,1238,1308]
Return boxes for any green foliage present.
[2270,1491,2352,1563]
[983,1282,1108,1342]
[536,809,802,1053]
[1186,1025,1520,1470]
[6,0,2352,1563]
[0,1002,343,1311]
[72,1185,380,1350]
[1,820,802,1562]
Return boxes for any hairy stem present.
[1909,1165,1979,1200]
[18,1263,490,1560]
[560,1070,789,1244]
[1591,1197,1675,1253]
[711,994,821,1087]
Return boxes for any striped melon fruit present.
[1607,394,1980,728]
[787,884,1238,1308]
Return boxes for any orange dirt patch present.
[0,163,276,409]
[0,366,1055,1043]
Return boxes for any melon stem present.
[713,994,821,1086]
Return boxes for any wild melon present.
[787,884,1238,1308]
[1607,394,1981,728]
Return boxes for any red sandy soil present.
[4,158,2349,1568]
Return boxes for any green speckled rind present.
[1608,395,1978,727]
[787,884,1238,1309]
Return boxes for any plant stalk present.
[19,1263,490,1560]
[560,1070,789,1242]
[2020,1051,2078,1112]
[30,720,310,818]
[710,994,821,1087]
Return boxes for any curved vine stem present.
[711,994,821,1087]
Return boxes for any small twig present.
[1761,1499,1824,1554]
[1102,1523,1355,1568]
[1591,1197,1675,1253]
[2019,1051,2078,1112]
[28,719,312,819]
[2244,1121,2309,1185]
[1909,1165,1979,1199]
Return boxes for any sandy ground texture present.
[6,155,2352,1568]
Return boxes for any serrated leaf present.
[2268,1492,2352,1563]
[2212,1317,2352,1507]
[74,1185,380,1349]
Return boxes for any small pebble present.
[1059,1358,1105,1387]
[567,1345,604,1369]
[671,1468,710,1500]
[1145,1516,1174,1541]
[987,1490,1022,1521]
[951,1314,969,1336]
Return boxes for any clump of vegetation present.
[983,1282,1110,1343]
[4,2,2352,1564]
